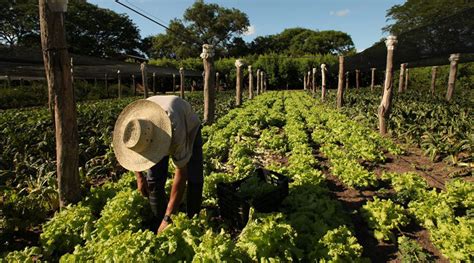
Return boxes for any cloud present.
[330,9,350,17]
[244,25,256,36]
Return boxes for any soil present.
[311,141,473,262]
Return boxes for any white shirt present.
[147,95,201,168]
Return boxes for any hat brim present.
[113,99,172,172]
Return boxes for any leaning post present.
[152,72,156,94]
[398,63,406,93]
[215,72,220,93]
[378,35,397,135]
[446,53,460,102]
[337,56,345,108]
[355,69,360,89]
[172,73,176,93]
[404,67,409,92]
[370,68,376,91]
[321,64,327,102]
[256,69,261,95]
[430,66,438,95]
[117,69,121,99]
[303,73,307,90]
[141,62,148,98]
[263,72,267,92]
[201,44,216,124]
[312,67,316,93]
[248,65,254,99]
[345,71,349,90]
[132,74,136,96]
[179,67,185,99]
[235,59,244,106]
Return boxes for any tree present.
[149,0,250,59]
[0,0,38,47]
[384,0,474,35]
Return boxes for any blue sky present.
[88,0,405,52]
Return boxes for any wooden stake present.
[117,70,121,99]
[105,73,108,98]
[248,65,254,99]
[337,56,344,108]
[179,67,185,99]
[39,0,80,207]
[263,72,267,92]
[235,59,244,106]
[430,66,438,95]
[141,62,148,98]
[201,44,216,123]
[312,68,316,93]
[446,53,460,102]
[398,63,406,93]
[355,69,360,89]
[378,35,397,135]
[345,71,349,90]
[303,74,307,90]
[404,67,409,92]
[215,72,220,93]
[172,73,176,93]
[370,68,375,91]
[152,72,156,94]
[132,74,136,96]
[321,64,327,102]
[256,69,261,95]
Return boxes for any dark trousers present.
[145,128,203,223]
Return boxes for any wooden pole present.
[303,74,307,90]
[132,74,136,96]
[321,64,327,102]
[430,66,438,95]
[355,69,360,89]
[201,44,215,124]
[248,65,254,99]
[141,62,148,98]
[337,56,344,108]
[404,67,409,92]
[117,70,122,99]
[152,72,156,94]
[398,63,406,93]
[307,71,311,92]
[105,73,109,98]
[312,68,316,93]
[39,0,80,207]
[172,73,176,93]
[370,68,375,91]
[446,53,460,102]
[215,72,220,93]
[378,36,397,135]
[235,59,244,106]
[256,69,261,95]
[345,71,349,90]
[263,72,267,92]
[179,67,185,99]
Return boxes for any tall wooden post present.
[321,64,327,102]
[398,63,406,93]
[215,72,220,93]
[370,68,375,91]
[303,74,307,90]
[141,62,148,98]
[260,71,265,93]
[117,70,122,99]
[104,73,109,98]
[378,35,397,135]
[179,67,185,99]
[201,44,215,124]
[263,72,267,92]
[337,56,345,108]
[256,69,261,95]
[201,71,205,92]
[431,66,438,95]
[248,66,254,99]
[39,0,80,207]
[132,74,136,96]
[404,68,409,92]
[312,68,316,93]
[152,72,156,94]
[355,69,360,89]
[446,53,460,102]
[172,73,176,93]
[235,59,244,106]
[345,72,349,90]
[307,71,311,92]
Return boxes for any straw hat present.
[113,99,172,172]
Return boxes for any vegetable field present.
[2,90,472,262]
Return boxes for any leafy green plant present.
[397,236,429,263]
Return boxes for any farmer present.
[112,95,203,233]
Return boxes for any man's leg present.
[146,156,169,225]
[186,128,204,218]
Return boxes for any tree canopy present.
[0,0,142,58]
[383,0,474,35]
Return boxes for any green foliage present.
[238,175,278,200]
[192,229,247,262]
[361,197,409,241]
[381,172,428,204]
[429,217,474,262]
[1,246,43,263]
[40,205,95,256]
[316,225,364,263]
[397,236,429,263]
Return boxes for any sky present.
[88,0,405,52]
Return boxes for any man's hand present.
[157,220,170,233]
[135,172,149,197]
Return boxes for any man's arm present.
[157,165,188,232]
[135,171,149,197]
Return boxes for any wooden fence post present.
[446,53,460,102]
[355,69,360,89]
[370,68,375,91]
[141,62,148,98]
[201,44,216,124]
[312,68,316,93]
[132,74,136,96]
[263,72,267,92]
[404,68,409,92]
[39,0,80,207]
[307,71,311,91]
[248,65,253,99]
[321,64,327,102]
[431,66,438,95]
[179,67,185,99]
[105,73,109,98]
[303,73,307,90]
[337,56,344,108]
[256,69,261,95]
[378,35,397,135]
[117,70,121,99]
[216,72,220,93]
[345,71,349,90]
[235,59,244,106]
[152,72,156,94]
[172,73,176,93]
[398,63,406,93]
